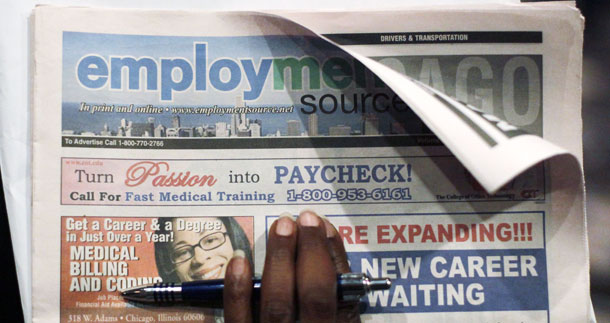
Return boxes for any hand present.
[223,210,360,323]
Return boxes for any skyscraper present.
[154,124,166,137]
[236,96,247,130]
[253,119,262,135]
[308,114,318,136]
[362,113,380,135]
[216,122,229,137]
[100,123,111,136]
[129,122,154,137]
[286,120,301,136]
[195,126,205,137]
[204,125,216,137]
[250,123,261,137]
[230,114,239,137]
[118,119,127,136]
[172,116,181,128]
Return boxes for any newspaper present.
[2,2,540,321]
[30,4,588,322]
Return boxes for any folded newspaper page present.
[30,4,587,322]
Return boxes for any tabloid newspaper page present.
[30,4,588,323]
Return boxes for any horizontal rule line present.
[323,31,543,45]
[61,135,443,149]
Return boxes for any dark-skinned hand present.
[223,210,361,323]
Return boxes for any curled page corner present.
[264,11,583,194]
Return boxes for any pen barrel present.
[181,279,262,308]
[122,274,384,306]
[181,280,225,307]
[142,283,183,303]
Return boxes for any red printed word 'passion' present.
[124,161,218,187]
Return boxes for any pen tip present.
[120,286,143,301]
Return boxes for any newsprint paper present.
[30,4,588,323]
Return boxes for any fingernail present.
[275,213,294,236]
[321,218,336,238]
[231,250,246,275]
[298,211,320,227]
[233,249,246,258]
[315,214,335,237]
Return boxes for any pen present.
[121,273,391,307]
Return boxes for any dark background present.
[0,171,24,320]
[579,0,610,321]
[0,1,608,321]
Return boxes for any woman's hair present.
[154,217,254,282]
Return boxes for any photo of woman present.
[154,217,253,284]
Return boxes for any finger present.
[224,250,253,323]
[296,211,337,323]
[260,213,297,323]
[321,216,350,273]
[321,217,361,323]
